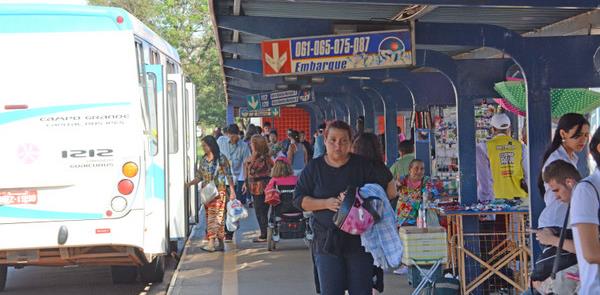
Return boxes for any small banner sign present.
[261,28,414,76]
[246,89,314,110]
[240,107,280,118]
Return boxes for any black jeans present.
[253,194,268,238]
[314,251,374,295]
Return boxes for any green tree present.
[89,0,226,128]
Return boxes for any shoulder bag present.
[200,160,221,205]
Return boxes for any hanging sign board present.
[247,89,314,110]
[240,107,280,118]
[261,28,414,76]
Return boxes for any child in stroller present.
[264,156,312,251]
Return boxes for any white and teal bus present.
[0,4,198,289]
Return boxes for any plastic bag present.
[226,214,239,232]
[227,199,248,223]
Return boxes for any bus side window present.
[167,81,178,154]
[146,73,159,156]
[167,60,176,74]
[135,41,144,84]
[150,49,160,64]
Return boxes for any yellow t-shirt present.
[486,135,527,199]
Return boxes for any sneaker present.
[224,236,233,243]
[393,265,408,275]
[201,239,216,252]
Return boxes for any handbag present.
[200,160,221,205]
[265,181,281,205]
[332,186,381,235]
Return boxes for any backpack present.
[332,186,381,235]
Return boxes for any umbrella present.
[494,81,600,118]
[493,98,526,117]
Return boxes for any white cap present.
[490,113,511,130]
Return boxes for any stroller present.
[266,183,313,251]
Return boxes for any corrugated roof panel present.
[420,7,589,33]
[241,0,407,21]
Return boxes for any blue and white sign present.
[247,89,314,109]
[261,28,414,76]
[240,107,280,118]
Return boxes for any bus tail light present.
[118,179,134,195]
[122,162,138,178]
[116,16,124,24]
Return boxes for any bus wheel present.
[139,256,165,283]
[0,265,7,291]
[110,266,138,284]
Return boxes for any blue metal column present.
[356,92,376,132]
[363,83,400,167]
[226,104,235,125]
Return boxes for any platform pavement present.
[167,207,413,295]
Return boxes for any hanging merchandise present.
[430,106,459,197]
[474,100,497,143]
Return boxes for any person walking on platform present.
[569,128,600,294]
[313,123,326,159]
[186,136,236,252]
[351,132,395,293]
[221,124,252,241]
[243,135,274,242]
[537,113,589,229]
[476,113,528,201]
[287,130,308,176]
[294,120,386,295]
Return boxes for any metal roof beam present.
[222,42,262,59]
[226,78,275,91]
[223,58,262,74]
[455,10,600,59]
[246,0,599,9]
[218,15,333,39]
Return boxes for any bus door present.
[185,82,198,226]
[166,74,186,243]
[143,64,169,255]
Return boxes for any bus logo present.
[17,143,39,164]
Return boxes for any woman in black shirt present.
[294,121,390,295]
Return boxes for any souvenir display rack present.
[430,106,459,197]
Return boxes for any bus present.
[0,4,198,289]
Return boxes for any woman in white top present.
[570,128,600,294]
[537,113,589,228]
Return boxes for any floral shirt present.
[396,176,445,225]
[196,155,233,191]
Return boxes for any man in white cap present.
[476,113,528,201]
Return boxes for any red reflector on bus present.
[96,228,111,234]
[4,105,28,110]
[116,16,124,24]
[118,179,134,195]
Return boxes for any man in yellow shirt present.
[476,113,528,201]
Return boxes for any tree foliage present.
[89,0,226,128]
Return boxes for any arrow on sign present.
[265,43,287,73]
[248,95,260,110]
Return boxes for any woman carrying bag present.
[186,135,236,252]
[243,135,274,242]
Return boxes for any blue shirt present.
[313,134,325,159]
[220,138,251,180]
